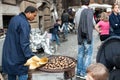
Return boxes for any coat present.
[96,36,120,71]
[53,23,60,34]
[78,8,94,44]
[109,69,120,80]
[61,12,69,23]
[2,13,34,75]
[109,12,120,35]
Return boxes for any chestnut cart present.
[37,55,77,80]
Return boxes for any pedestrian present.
[51,19,61,46]
[109,3,120,36]
[95,12,110,41]
[61,9,69,40]
[2,6,40,80]
[75,0,95,79]
[106,8,112,16]
[86,63,109,80]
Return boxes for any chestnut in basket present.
[42,56,76,70]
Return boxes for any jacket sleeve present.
[19,22,34,59]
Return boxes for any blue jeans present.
[8,74,28,80]
[51,33,60,45]
[77,40,93,76]
[62,23,68,37]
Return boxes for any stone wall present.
[0,0,39,29]
[0,1,20,28]
[2,0,17,5]
[116,0,120,7]
[2,4,20,15]
[37,0,54,31]
[56,0,63,18]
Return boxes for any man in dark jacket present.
[2,6,38,80]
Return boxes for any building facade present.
[0,0,119,31]
[62,0,115,9]
[0,0,56,31]
[0,0,38,29]
[0,0,20,29]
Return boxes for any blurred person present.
[2,6,39,80]
[61,9,69,40]
[86,63,109,80]
[109,3,120,36]
[75,0,95,79]
[95,12,110,41]
[51,19,61,46]
[106,8,112,16]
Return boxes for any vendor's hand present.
[31,56,40,62]
[24,56,40,66]
[24,56,48,70]
[24,57,34,66]
[29,62,41,70]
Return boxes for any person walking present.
[61,9,69,40]
[95,12,110,41]
[75,0,95,79]
[51,19,61,46]
[109,3,120,36]
[2,6,39,80]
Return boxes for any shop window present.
[3,15,14,28]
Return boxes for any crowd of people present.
[1,0,120,80]
[1,5,76,80]
[74,0,120,80]
[50,8,76,46]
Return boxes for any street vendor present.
[2,6,40,80]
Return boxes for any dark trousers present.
[100,35,110,41]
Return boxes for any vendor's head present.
[112,3,119,14]
[86,63,109,80]
[24,6,37,21]
[81,0,90,6]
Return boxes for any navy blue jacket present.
[2,13,34,75]
[109,12,120,36]
[53,23,60,34]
